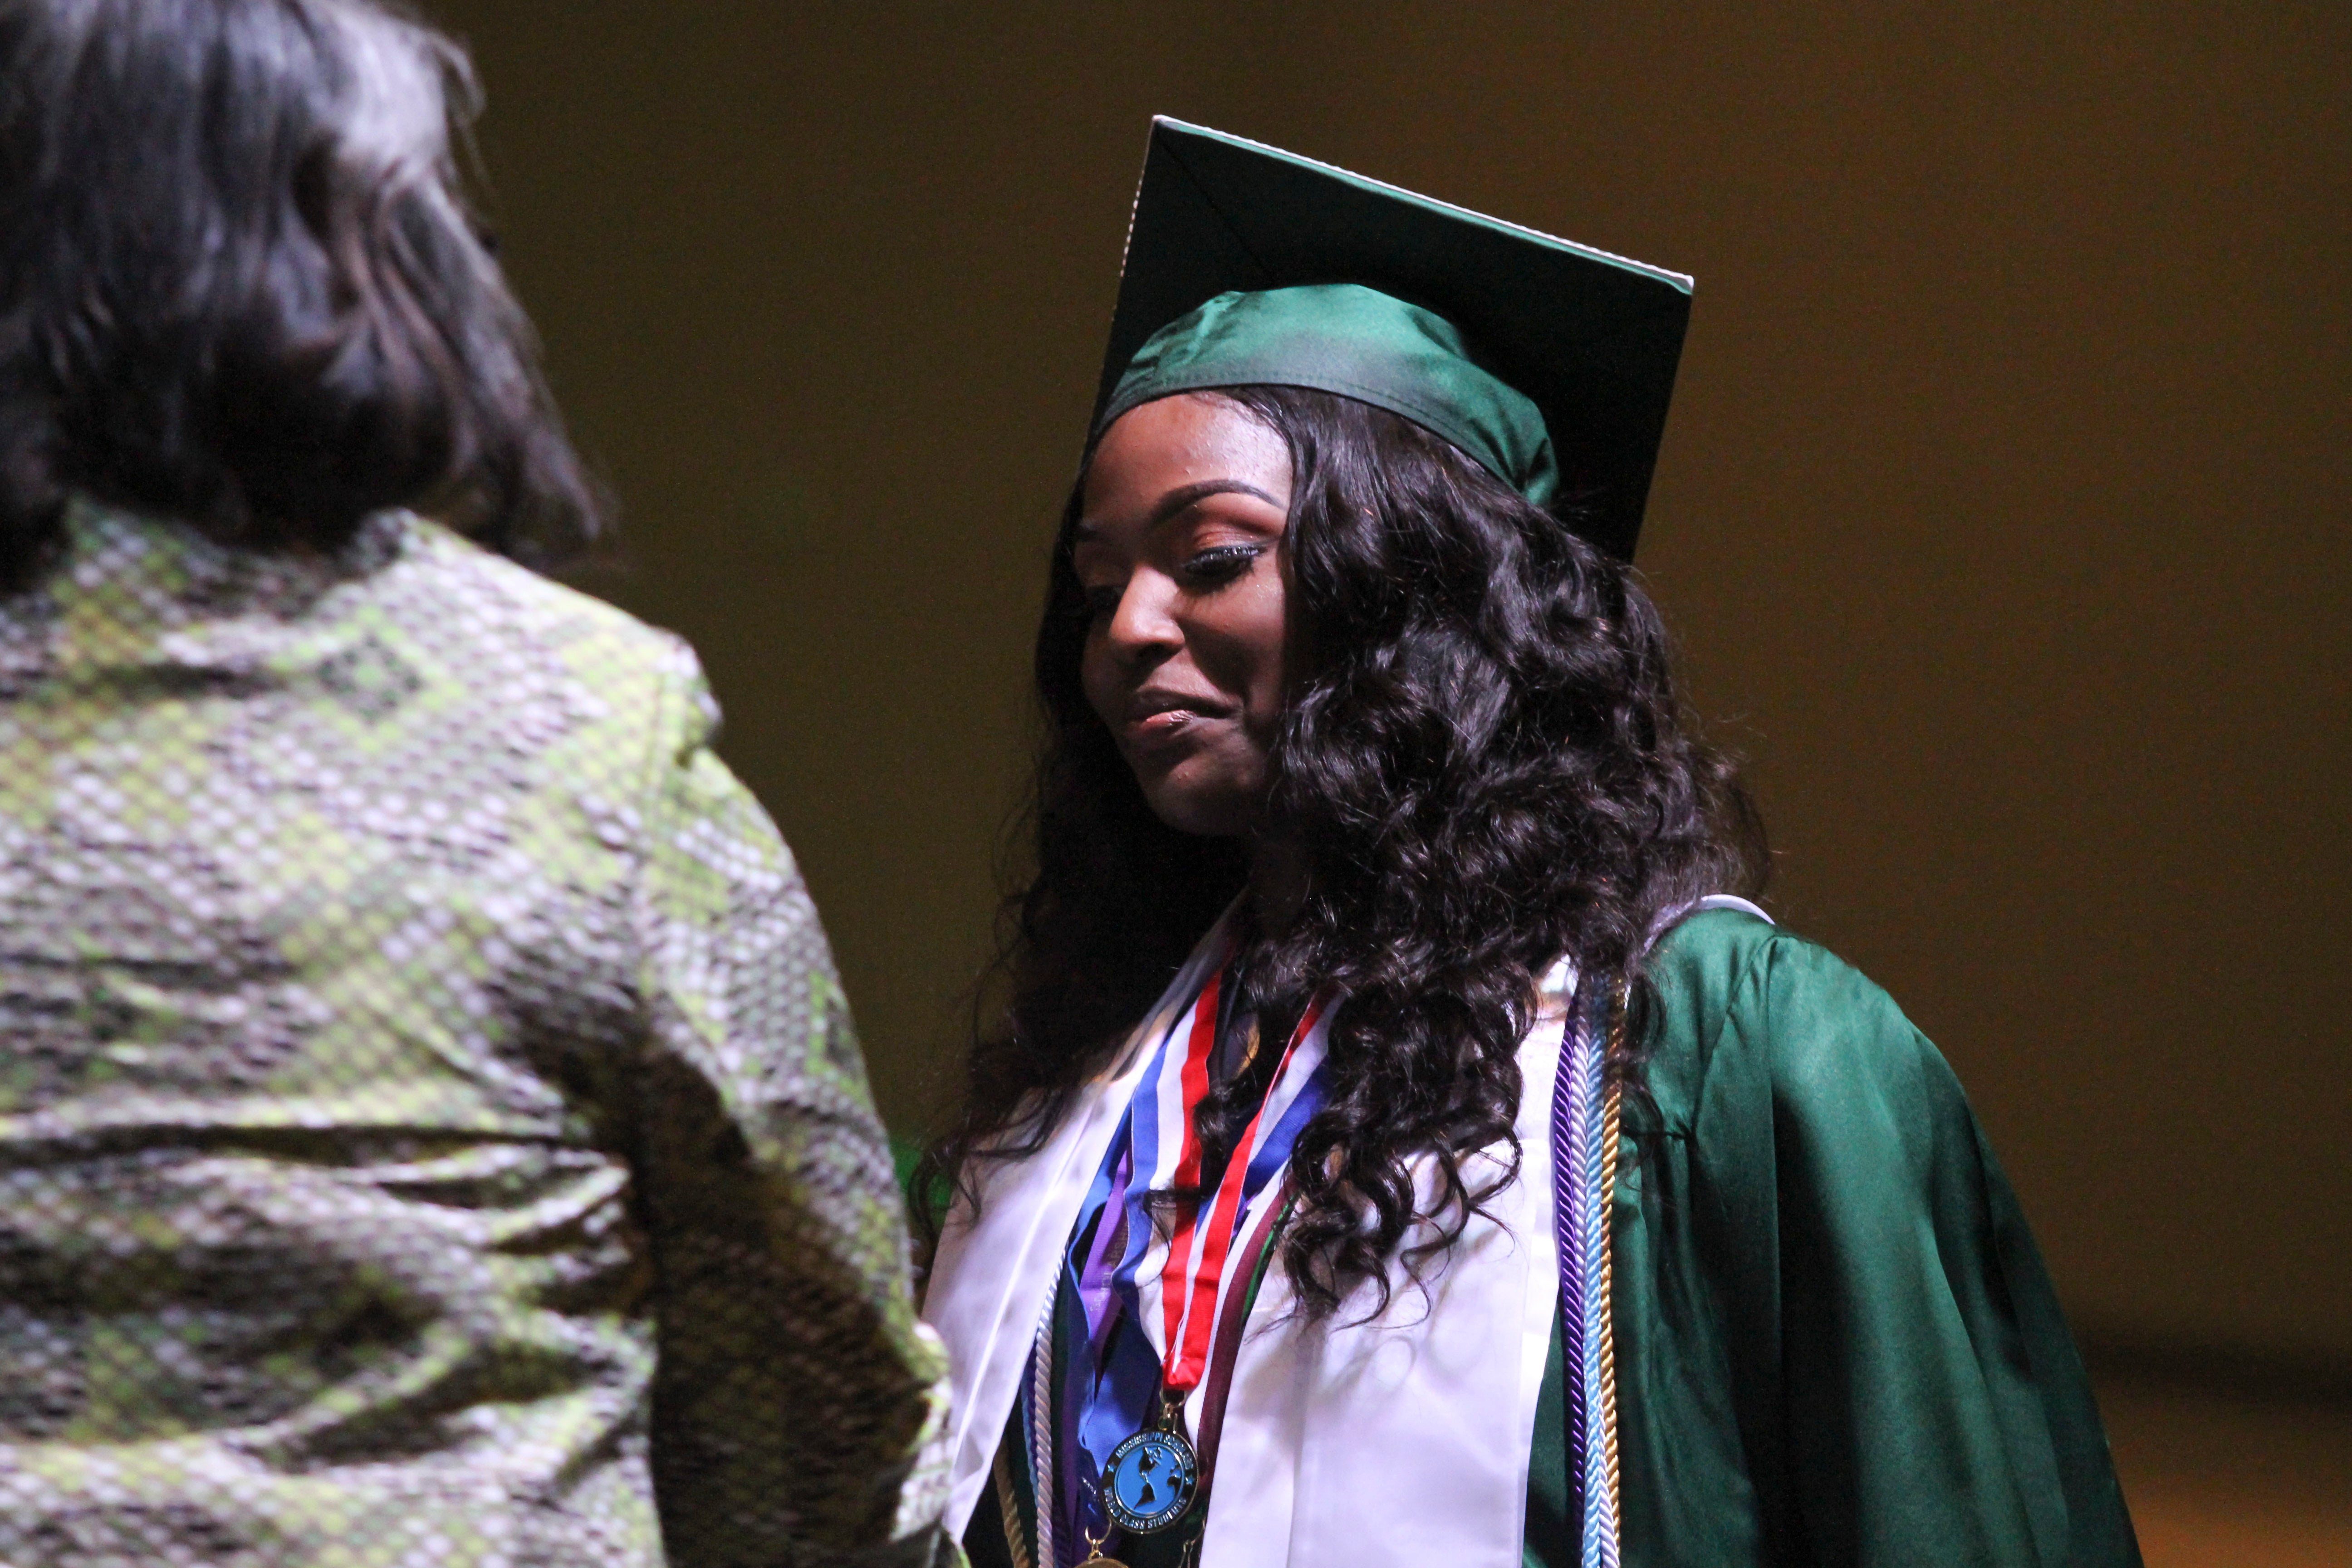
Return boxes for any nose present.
[1102,569,1183,666]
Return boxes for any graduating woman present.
[920,120,2139,1568]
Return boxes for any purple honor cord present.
[1549,992,1593,1541]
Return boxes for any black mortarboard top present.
[1093,118,1693,561]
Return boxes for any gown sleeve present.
[1672,925,2141,1567]
[626,647,953,1567]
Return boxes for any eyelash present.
[1180,544,1264,585]
[1077,545,1265,620]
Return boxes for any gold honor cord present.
[993,1444,1034,1568]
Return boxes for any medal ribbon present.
[1155,990,1328,1392]
[1096,951,1332,1390]
[1049,950,1333,1560]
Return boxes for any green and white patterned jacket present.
[0,503,951,1566]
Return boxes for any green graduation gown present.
[1523,907,2139,1565]
[952,907,2141,1566]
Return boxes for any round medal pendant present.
[1101,1425,1199,1534]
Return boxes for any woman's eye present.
[1079,584,1124,622]
[1180,544,1263,586]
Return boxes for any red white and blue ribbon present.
[1141,980,1329,1394]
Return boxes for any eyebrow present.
[1073,479,1284,542]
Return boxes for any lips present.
[1121,686,1233,745]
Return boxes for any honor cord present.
[1026,1284,1058,1568]
[1552,980,1626,1568]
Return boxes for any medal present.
[1044,953,1335,1561]
[1101,1404,1200,1534]
[1102,984,1328,1538]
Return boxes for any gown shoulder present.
[1612,907,2142,1567]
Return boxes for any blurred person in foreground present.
[0,2,950,1563]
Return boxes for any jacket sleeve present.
[1716,934,2140,1568]
[624,643,951,1568]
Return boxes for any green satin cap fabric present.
[1089,119,1695,560]
[1099,282,1561,507]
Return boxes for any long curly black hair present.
[926,386,1764,1320]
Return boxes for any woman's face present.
[1075,393,1293,838]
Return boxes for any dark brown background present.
[425,3,2348,1371]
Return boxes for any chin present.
[1139,778,1253,839]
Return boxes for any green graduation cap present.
[1092,118,1694,561]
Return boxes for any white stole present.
[921,894,1769,1564]
[923,905,1245,1538]
[1191,958,1577,1568]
